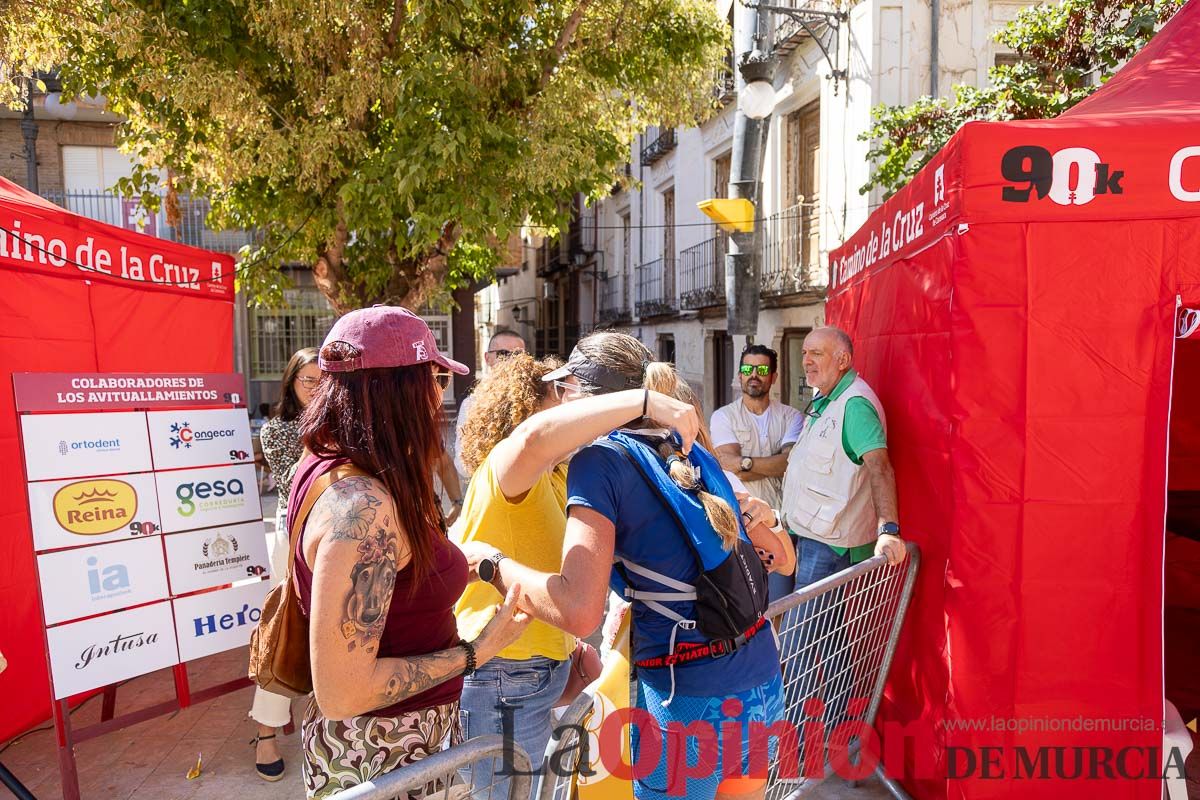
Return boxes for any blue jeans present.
[458,655,570,796]
[780,538,852,733]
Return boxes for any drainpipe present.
[21,77,39,194]
[930,0,940,97]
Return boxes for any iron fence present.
[679,235,727,310]
[762,202,823,296]
[635,257,677,318]
[598,272,631,324]
[41,190,257,254]
[639,128,677,167]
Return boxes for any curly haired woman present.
[452,352,700,792]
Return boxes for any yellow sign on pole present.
[697,198,756,233]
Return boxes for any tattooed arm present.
[307,476,528,721]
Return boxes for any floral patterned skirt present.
[302,696,462,799]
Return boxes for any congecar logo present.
[169,420,236,449]
[53,479,138,535]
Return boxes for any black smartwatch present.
[878,522,901,537]
[477,551,508,584]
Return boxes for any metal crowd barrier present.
[329,542,920,800]
[538,541,921,800]
[325,734,533,800]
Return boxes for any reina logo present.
[53,479,138,535]
[87,555,132,600]
[169,420,236,449]
[176,478,245,517]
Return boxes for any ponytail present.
[654,441,740,551]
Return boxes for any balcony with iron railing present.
[598,272,631,324]
[714,49,737,105]
[679,235,727,310]
[772,0,839,56]
[640,128,677,167]
[761,201,824,297]
[635,257,678,318]
[41,190,257,254]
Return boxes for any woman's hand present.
[643,392,701,453]
[735,491,778,531]
[473,583,532,665]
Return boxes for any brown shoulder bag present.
[248,463,368,697]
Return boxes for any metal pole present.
[21,77,39,194]
[726,2,775,338]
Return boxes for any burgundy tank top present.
[291,454,467,716]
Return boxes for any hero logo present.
[1000,146,1124,206]
[176,478,245,517]
[169,420,236,449]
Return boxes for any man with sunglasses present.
[453,329,527,479]
[710,344,804,599]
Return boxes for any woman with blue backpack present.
[461,331,786,800]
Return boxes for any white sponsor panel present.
[37,537,170,625]
[146,409,254,470]
[27,472,162,551]
[46,601,178,699]
[21,411,152,481]
[155,463,261,533]
[173,580,270,661]
[164,521,270,595]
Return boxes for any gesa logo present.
[176,478,245,517]
[169,420,235,449]
[53,479,138,535]
[1000,146,1124,206]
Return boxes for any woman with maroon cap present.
[288,305,530,798]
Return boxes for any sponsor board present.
[146,408,254,470]
[45,601,179,699]
[20,411,152,481]
[37,537,170,625]
[163,521,270,595]
[154,463,261,533]
[172,580,269,661]
[27,472,162,551]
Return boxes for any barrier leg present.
[0,761,37,800]
[100,685,118,722]
[54,699,81,800]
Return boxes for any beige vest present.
[720,398,792,509]
[781,377,886,548]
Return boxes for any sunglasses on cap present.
[739,364,773,377]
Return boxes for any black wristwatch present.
[477,551,508,584]
[878,522,901,537]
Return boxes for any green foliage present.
[860,0,1184,197]
[2,0,727,311]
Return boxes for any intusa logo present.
[53,479,138,535]
[87,555,132,601]
[75,630,159,670]
[169,420,236,449]
[175,478,246,517]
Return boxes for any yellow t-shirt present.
[453,452,575,662]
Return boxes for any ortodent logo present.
[53,479,139,535]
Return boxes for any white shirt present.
[710,400,803,450]
[452,392,476,477]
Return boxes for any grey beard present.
[743,384,767,398]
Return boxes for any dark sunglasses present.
[739,364,773,377]
[487,348,523,359]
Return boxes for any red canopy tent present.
[0,177,235,744]
[828,2,1200,797]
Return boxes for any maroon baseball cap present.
[319,305,470,375]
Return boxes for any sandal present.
[251,733,285,782]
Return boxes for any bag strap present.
[608,439,706,573]
[288,461,371,572]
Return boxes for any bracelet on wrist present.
[458,638,477,676]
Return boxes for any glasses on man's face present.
[296,376,320,388]
[552,380,582,401]
[739,364,773,378]
[488,348,524,359]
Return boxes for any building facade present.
[503,0,1028,419]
